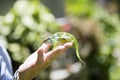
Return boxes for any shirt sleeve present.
[0,56,13,80]
[0,42,13,80]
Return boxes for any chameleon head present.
[43,38,53,44]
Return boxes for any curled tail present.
[76,46,85,70]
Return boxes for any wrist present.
[13,70,19,80]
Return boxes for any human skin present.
[17,42,73,80]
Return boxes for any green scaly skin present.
[43,32,84,69]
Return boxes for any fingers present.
[37,43,51,62]
[53,42,73,54]
[37,42,72,63]
[45,42,73,61]
[64,42,73,49]
[41,43,51,53]
[37,43,51,54]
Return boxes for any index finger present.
[44,42,73,62]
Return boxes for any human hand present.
[17,42,72,80]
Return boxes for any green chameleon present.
[43,32,85,69]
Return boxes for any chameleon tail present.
[76,46,85,69]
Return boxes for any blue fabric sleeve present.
[0,42,13,80]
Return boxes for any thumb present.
[37,43,51,62]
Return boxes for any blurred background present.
[0,0,120,80]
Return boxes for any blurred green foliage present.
[0,0,60,62]
[66,0,93,16]
[66,0,120,80]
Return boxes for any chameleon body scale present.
[43,32,84,69]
